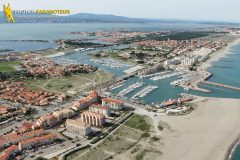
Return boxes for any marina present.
[110,81,126,90]
[131,85,158,100]
[90,58,132,68]
[52,58,79,66]
[117,82,144,97]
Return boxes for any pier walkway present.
[200,81,240,91]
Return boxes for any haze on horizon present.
[1,0,239,23]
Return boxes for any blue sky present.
[1,0,240,22]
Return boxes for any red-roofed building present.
[0,129,45,149]
[18,133,57,151]
[89,105,110,117]
[16,122,34,134]
[0,145,19,160]
[102,98,124,110]
[36,114,58,128]
[72,90,99,111]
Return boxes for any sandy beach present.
[159,97,240,160]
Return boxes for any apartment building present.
[65,119,91,136]
[80,111,105,127]
[89,105,110,117]
[102,98,124,110]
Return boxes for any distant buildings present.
[66,119,91,136]
[22,55,98,78]
[181,57,197,66]
[164,58,181,66]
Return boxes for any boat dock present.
[138,71,172,78]
[150,72,183,81]
[200,81,240,91]
[131,86,158,100]
[117,82,144,97]
[110,81,125,90]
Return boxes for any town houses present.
[0,129,45,150]
[21,55,98,78]
[0,145,19,160]
[0,81,62,106]
[72,90,99,111]
[0,132,57,160]
[18,133,57,151]
[0,88,125,159]
[0,105,26,123]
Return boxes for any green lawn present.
[0,61,20,72]
[124,114,151,132]
[25,70,114,94]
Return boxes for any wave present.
[228,139,240,160]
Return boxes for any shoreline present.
[199,37,240,71]
[160,97,240,160]
[199,37,240,160]
[226,135,240,160]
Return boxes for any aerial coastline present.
[200,37,240,71]
[1,0,240,159]
[0,23,240,160]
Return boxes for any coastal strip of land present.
[199,38,240,70]
[159,97,240,160]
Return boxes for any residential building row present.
[0,81,63,106]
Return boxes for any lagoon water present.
[0,23,240,159]
[0,41,57,54]
[0,22,224,53]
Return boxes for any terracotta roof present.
[20,133,57,146]
[90,105,110,110]
[102,98,123,104]
[0,145,18,160]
